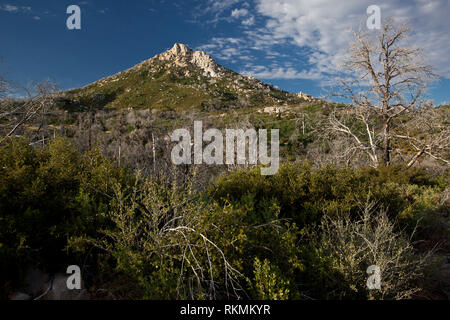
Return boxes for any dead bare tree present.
[329,21,439,168]
[0,80,58,144]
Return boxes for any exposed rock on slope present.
[64,43,315,111]
[155,43,224,78]
[297,91,320,102]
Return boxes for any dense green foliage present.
[0,138,131,298]
[0,138,448,299]
[211,163,448,232]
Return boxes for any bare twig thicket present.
[328,21,446,168]
[79,171,246,300]
[313,202,433,299]
[0,80,58,145]
[394,106,449,167]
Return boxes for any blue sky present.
[1,0,449,104]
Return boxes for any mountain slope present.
[65,43,305,111]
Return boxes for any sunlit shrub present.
[300,205,433,299]
[251,258,290,300]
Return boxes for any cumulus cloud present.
[199,0,450,80]
[255,0,450,78]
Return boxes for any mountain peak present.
[69,41,305,111]
[155,43,224,78]
[170,43,192,56]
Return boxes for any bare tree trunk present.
[302,113,305,135]
[152,133,156,172]
[407,149,425,168]
[382,117,391,166]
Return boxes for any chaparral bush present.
[299,205,433,299]
[1,139,447,300]
[0,137,130,298]
[70,170,302,299]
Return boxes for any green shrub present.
[251,258,291,300]
[73,172,248,299]
[300,205,433,299]
[70,169,303,300]
[211,162,448,233]
[1,137,446,300]
[0,137,130,298]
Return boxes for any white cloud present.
[205,0,241,14]
[200,0,450,81]
[240,64,321,80]
[242,16,255,26]
[197,37,251,61]
[231,8,249,18]
[1,4,18,12]
[0,4,32,13]
[231,7,255,26]
[255,0,450,78]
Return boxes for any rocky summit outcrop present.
[154,43,224,78]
